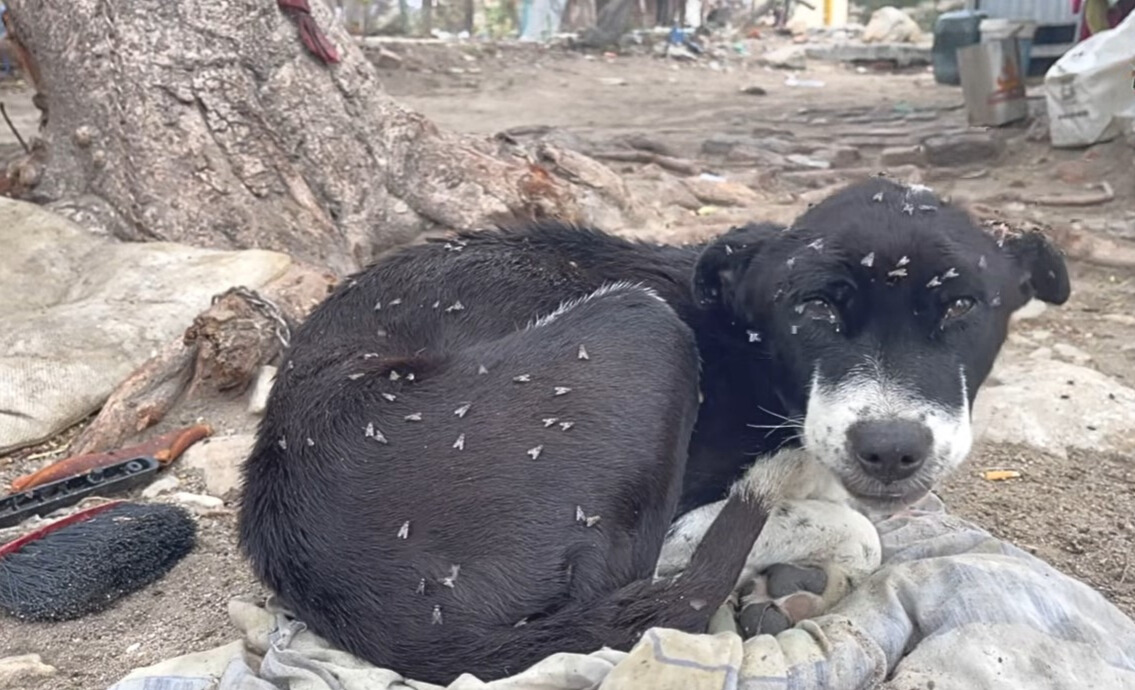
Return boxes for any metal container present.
[957,37,1029,127]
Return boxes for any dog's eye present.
[798,298,839,324]
[944,297,975,321]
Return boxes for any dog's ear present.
[692,222,783,309]
[1000,229,1071,306]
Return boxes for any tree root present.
[68,263,336,456]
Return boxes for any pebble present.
[1010,299,1047,322]
[181,434,255,500]
[171,492,224,510]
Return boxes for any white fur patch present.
[654,447,881,605]
[528,281,665,330]
[803,363,971,499]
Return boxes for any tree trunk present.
[464,0,477,33]
[4,0,651,276]
[561,0,598,32]
[578,0,636,47]
[422,0,434,35]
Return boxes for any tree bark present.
[5,0,651,276]
[422,0,434,35]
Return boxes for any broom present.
[0,500,198,621]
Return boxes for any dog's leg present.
[735,499,881,636]
[656,448,883,636]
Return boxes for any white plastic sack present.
[1045,10,1135,148]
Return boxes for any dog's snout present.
[848,419,932,483]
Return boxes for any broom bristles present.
[0,502,197,621]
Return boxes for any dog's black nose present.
[848,420,932,483]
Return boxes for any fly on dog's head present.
[694,178,1070,504]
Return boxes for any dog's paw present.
[765,562,828,598]
[736,563,836,638]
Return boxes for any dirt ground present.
[1,38,1133,690]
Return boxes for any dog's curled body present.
[239,226,775,684]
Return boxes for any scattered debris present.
[982,470,1022,482]
[171,492,225,511]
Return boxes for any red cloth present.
[278,0,341,65]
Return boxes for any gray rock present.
[759,45,807,70]
[701,134,748,156]
[880,145,925,168]
[1010,299,1048,322]
[172,492,225,511]
[862,6,924,44]
[922,132,1005,167]
[803,42,931,68]
[1052,343,1093,364]
[814,146,861,168]
[0,655,56,685]
[181,434,255,500]
[973,358,1135,459]
[786,154,831,170]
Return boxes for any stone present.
[652,176,703,211]
[862,7,923,44]
[1103,314,1135,326]
[0,655,56,685]
[814,146,860,168]
[682,177,760,207]
[803,42,931,68]
[1010,299,1048,322]
[759,45,807,70]
[141,473,181,499]
[180,434,255,500]
[1052,343,1093,364]
[880,145,925,167]
[247,365,278,416]
[701,134,747,157]
[786,154,831,170]
[922,132,1005,167]
[172,492,225,511]
[973,358,1135,459]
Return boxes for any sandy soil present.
[1,38,1133,690]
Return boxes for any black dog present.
[238,177,1070,684]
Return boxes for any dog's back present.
[239,224,771,682]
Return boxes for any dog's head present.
[693,177,1070,504]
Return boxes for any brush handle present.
[0,457,160,530]
[0,500,124,557]
[9,423,211,492]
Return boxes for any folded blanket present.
[109,495,1135,690]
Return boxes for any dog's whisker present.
[755,405,799,424]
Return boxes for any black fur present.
[238,177,1070,683]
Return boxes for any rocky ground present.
[1,32,1134,690]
